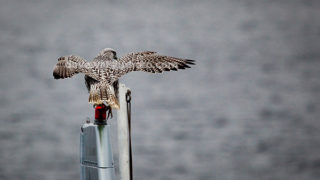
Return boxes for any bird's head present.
[98,48,117,60]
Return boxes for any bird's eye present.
[112,51,117,59]
[58,57,65,61]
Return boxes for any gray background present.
[0,0,320,179]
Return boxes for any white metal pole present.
[117,83,131,180]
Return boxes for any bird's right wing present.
[118,51,195,74]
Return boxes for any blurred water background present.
[0,0,320,179]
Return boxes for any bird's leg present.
[106,105,113,120]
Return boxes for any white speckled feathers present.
[53,48,195,108]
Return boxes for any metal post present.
[117,84,132,180]
[80,83,132,180]
[80,105,116,180]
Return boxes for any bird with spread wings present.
[53,48,195,118]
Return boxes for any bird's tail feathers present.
[89,84,120,109]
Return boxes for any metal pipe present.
[117,84,132,180]
[80,83,132,180]
[80,105,116,180]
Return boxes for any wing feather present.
[118,51,195,75]
[53,55,87,79]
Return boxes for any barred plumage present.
[53,48,195,109]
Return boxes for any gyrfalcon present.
[53,48,195,112]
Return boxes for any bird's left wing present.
[53,55,87,79]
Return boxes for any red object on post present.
[95,104,107,120]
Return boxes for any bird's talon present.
[106,105,113,120]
